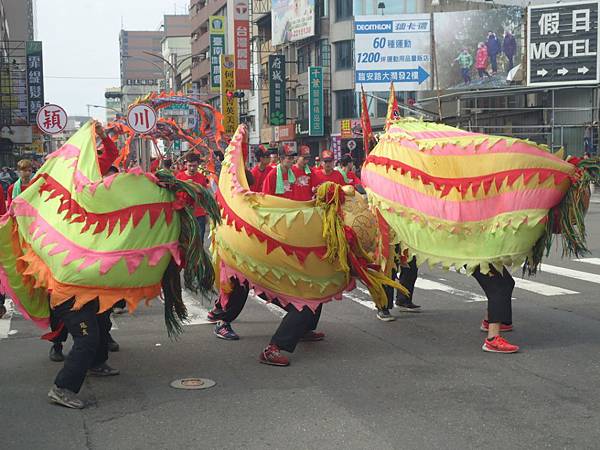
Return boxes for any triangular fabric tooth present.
[106,216,119,237]
[148,208,161,227]
[482,179,493,195]
[94,217,108,235]
[118,210,131,233]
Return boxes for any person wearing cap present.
[313,156,322,173]
[261,144,298,200]
[250,145,272,192]
[292,145,314,201]
[268,148,280,170]
[336,154,366,194]
[311,150,345,189]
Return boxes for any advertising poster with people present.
[272,0,315,46]
[433,7,523,90]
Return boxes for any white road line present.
[574,257,600,266]
[345,289,377,310]
[251,294,286,317]
[0,299,15,340]
[538,264,600,284]
[415,278,487,302]
[450,267,576,296]
[513,277,578,296]
[182,290,212,325]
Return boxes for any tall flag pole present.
[360,85,373,157]
[385,81,400,131]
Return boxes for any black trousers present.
[213,278,249,323]
[391,258,513,325]
[49,305,69,345]
[383,256,419,309]
[53,299,111,393]
[270,304,321,353]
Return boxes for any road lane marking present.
[182,290,212,325]
[513,277,578,296]
[574,257,600,266]
[0,299,14,340]
[355,280,487,304]
[538,264,600,284]
[251,293,286,317]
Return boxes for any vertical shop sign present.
[26,41,45,125]
[269,54,286,126]
[210,16,226,92]
[220,55,239,134]
[233,1,251,89]
[308,66,324,136]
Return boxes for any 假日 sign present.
[269,54,286,126]
[528,1,599,86]
[272,0,315,46]
[26,41,45,125]
[354,14,432,92]
[233,1,251,89]
[210,16,226,92]
[308,67,324,136]
[36,104,67,134]
[127,104,157,133]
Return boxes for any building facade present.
[119,29,165,110]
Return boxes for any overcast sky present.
[37,0,190,121]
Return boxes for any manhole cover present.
[170,378,216,390]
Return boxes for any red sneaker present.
[259,344,290,366]
[482,336,519,353]
[300,331,325,342]
[480,320,513,332]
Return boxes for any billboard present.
[433,7,523,90]
[233,0,251,89]
[528,1,599,86]
[272,0,315,46]
[209,16,226,92]
[354,15,432,91]
[269,54,286,126]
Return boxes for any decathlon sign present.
[528,1,599,86]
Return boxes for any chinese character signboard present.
[220,55,239,135]
[269,55,286,126]
[26,41,45,125]
[354,15,432,92]
[272,0,315,46]
[308,66,324,136]
[127,104,157,134]
[433,8,523,90]
[340,119,353,138]
[210,16,226,93]
[528,1,599,86]
[233,1,251,89]
[36,104,67,134]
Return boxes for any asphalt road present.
[2,201,600,450]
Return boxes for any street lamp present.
[377,2,385,15]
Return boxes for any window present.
[335,40,353,70]
[335,0,352,21]
[318,0,329,17]
[336,90,356,119]
[298,94,309,121]
[318,39,331,67]
[353,0,417,14]
[297,45,311,74]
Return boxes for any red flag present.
[360,85,373,157]
[385,81,400,131]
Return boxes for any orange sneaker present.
[259,344,290,366]
[480,320,513,332]
[482,336,519,354]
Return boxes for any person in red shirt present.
[249,145,272,192]
[292,145,314,201]
[268,149,279,170]
[176,153,210,243]
[261,144,298,200]
[311,150,345,189]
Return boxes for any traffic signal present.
[225,90,245,99]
